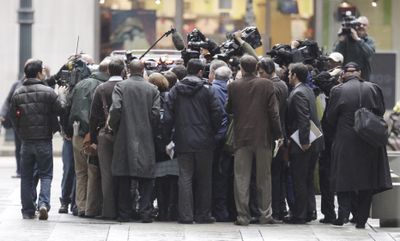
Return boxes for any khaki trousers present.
[72,135,102,216]
[234,145,272,225]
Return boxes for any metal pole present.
[175,0,184,35]
[18,0,34,79]
[315,0,323,45]
[264,0,271,53]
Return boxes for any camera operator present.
[68,56,110,218]
[334,16,375,81]
[232,31,258,60]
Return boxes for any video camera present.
[56,57,91,88]
[341,14,361,35]
[216,26,262,62]
[267,40,325,69]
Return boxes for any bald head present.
[129,59,145,75]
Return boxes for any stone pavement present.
[1,156,400,241]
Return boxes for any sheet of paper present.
[290,120,323,150]
[165,141,175,160]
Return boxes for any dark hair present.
[289,63,308,82]
[258,57,275,75]
[240,55,258,74]
[24,60,43,78]
[108,58,125,76]
[163,71,178,89]
[171,65,187,80]
[186,59,204,75]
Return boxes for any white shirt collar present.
[109,76,123,82]
[294,82,302,88]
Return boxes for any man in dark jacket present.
[210,65,234,222]
[226,55,282,226]
[284,63,324,224]
[109,60,160,223]
[257,57,289,220]
[10,59,67,220]
[164,58,223,224]
[89,57,125,219]
[327,62,392,229]
[68,57,110,217]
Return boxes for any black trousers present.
[155,175,178,221]
[177,151,213,222]
[271,149,288,218]
[337,190,373,226]
[212,140,235,221]
[117,176,154,220]
[319,143,336,219]
[289,147,318,220]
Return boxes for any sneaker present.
[58,204,69,214]
[38,206,48,220]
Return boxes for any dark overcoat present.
[327,77,392,193]
[109,75,160,178]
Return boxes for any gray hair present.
[214,66,232,81]
[210,59,228,73]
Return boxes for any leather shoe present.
[234,220,249,226]
[355,223,365,229]
[178,220,193,224]
[332,217,349,226]
[283,216,306,224]
[249,217,259,224]
[306,211,317,222]
[319,216,336,224]
[195,216,216,224]
[260,217,280,224]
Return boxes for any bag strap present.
[358,81,362,108]
[99,85,109,120]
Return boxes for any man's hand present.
[233,31,244,44]
[301,144,311,151]
[350,28,361,41]
[57,86,69,96]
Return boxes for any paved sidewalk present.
[0,156,400,241]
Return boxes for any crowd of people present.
[0,15,392,229]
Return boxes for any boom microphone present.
[172,30,186,51]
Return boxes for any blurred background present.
[0,0,399,109]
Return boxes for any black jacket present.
[164,75,223,153]
[287,83,324,153]
[327,77,392,193]
[10,78,66,141]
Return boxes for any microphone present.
[172,30,186,51]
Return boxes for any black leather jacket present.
[10,78,66,141]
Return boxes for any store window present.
[100,0,177,59]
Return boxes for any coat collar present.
[23,78,45,86]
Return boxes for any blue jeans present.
[20,140,53,216]
[60,139,76,207]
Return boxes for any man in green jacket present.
[68,57,110,217]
